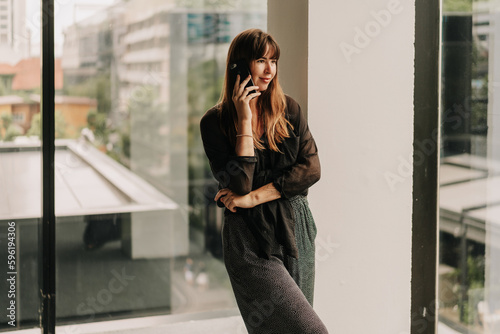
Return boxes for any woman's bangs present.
[266,39,280,60]
[253,38,280,60]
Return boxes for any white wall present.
[269,1,415,333]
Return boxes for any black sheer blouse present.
[200,96,320,259]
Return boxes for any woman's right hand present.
[232,74,261,121]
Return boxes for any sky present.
[25,0,117,56]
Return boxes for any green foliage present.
[467,255,485,288]
[187,58,223,178]
[0,77,11,95]
[31,86,41,95]
[186,58,225,231]
[106,121,131,168]
[0,113,22,141]
[26,111,67,139]
[451,255,485,325]
[64,72,111,114]
[127,85,169,173]
[443,0,490,12]
[121,130,130,159]
[26,113,40,137]
[86,109,108,144]
[188,59,223,116]
[0,113,23,142]
[444,0,472,12]
[1,113,12,137]
[450,255,485,289]
[4,124,23,141]
[55,110,67,139]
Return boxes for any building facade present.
[0,0,29,63]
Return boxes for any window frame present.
[36,0,442,332]
[411,0,441,333]
[40,0,56,332]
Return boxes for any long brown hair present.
[218,28,291,152]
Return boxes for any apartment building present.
[0,0,29,63]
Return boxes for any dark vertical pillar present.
[441,15,473,156]
[412,0,440,333]
[459,217,468,323]
[40,0,55,333]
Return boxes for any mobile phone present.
[229,59,257,95]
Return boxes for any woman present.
[200,29,327,333]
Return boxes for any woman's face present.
[249,46,277,92]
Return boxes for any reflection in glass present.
[439,0,500,332]
[48,0,268,328]
[0,0,41,331]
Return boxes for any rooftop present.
[0,57,64,91]
[0,139,177,221]
[439,153,500,243]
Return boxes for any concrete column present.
[267,0,308,112]
[268,1,415,332]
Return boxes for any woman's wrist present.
[238,118,252,129]
[250,184,280,207]
[248,191,258,207]
[235,119,254,156]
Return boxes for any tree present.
[4,124,23,141]
[26,113,40,137]
[26,111,67,139]
[0,113,12,140]
[0,78,11,96]
[1,111,23,142]
[87,109,108,144]
[64,72,111,114]
[54,111,67,139]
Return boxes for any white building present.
[0,0,29,64]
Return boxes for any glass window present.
[51,0,267,330]
[0,1,40,332]
[439,0,500,332]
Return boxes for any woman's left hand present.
[214,188,255,212]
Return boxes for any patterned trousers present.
[223,195,328,334]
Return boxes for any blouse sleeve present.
[200,107,257,195]
[272,99,321,199]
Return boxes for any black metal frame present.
[412,0,440,333]
[40,0,56,333]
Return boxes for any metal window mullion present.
[40,0,55,333]
[412,0,440,333]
